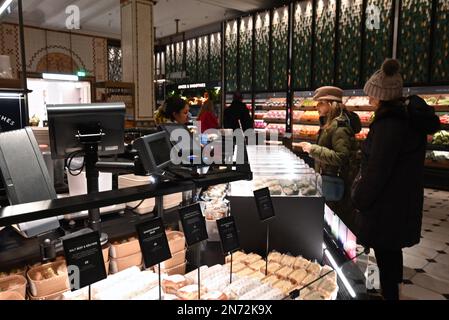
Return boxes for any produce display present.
[345,96,371,107]
[354,111,374,124]
[432,131,449,145]
[293,111,304,121]
[253,177,318,197]
[301,99,318,108]
[254,120,267,129]
[264,110,286,120]
[266,124,286,135]
[438,96,449,106]
[265,98,287,108]
[301,111,320,122]
[426,151,449,162]
[293,125,320,138]
[355,128,370,141]
[439,114,449,125]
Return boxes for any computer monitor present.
[133,131,173,173]
[46,103,126,159]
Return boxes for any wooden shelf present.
[425,159,449,170]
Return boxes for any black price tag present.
[217,216,240,255]
[253,187,276,221]
[136,217,172,268]
[63,231,107,291]
[179,203,208,246]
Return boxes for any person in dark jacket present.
[352,59,441,300]
[299,86,361,230]
[223,92,253,131]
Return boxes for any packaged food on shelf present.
[293,256,310,270]
[118,174,155,214]
[267,251,283,263]
[275,266,295,280]
[288,269,308,285]
[166,231,186,254]
[422,96,440,106]
[260,262,282,275]
[27,260,70,298]
[109,252,143,274]
[0,275,27,298]
[280,254,296,268]
[293,111,304,121]
[301,111,320,122]
[266,123,286,135]
[254,119,267,129]
[264,110,286,121]
[110,236,140,259]
[0,267,27,279]
[225,251,247,263]
[354,111,374,124]
[437,96,449,106]
[184,266,209,284]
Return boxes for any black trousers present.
[374,249,403,300]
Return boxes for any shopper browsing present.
[223,92,254,131]
[298,86,361,230]
[351,59,440,300]
[197,92,219,133]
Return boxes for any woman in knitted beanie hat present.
[352,59,440,300]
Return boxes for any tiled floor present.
[357,189,449,300]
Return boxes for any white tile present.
[424,263,449,282]
[403,267,416,280]
[404,245,439,260]
[411,273,449,295]
[435,254,449,266]
[431,226,449,236]
[401,284,446,300]
[419,238,447,251]
[422,217,443,225]
[422,232,449,244]
[403,253,429,270]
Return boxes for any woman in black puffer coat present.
[352,59,440,300]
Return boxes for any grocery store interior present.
[0,0,448,301]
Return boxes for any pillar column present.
[121,0,155,121]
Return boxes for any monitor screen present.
[148,138,171,166]
[47,103,125,159]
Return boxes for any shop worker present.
[352,59,440,300]
[223,91,254,131]
[298,86,361,231]
[154,96,190,125]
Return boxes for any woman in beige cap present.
[298,86,361,229]
[352,59,440,300]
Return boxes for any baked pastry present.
[280,255,296,268]
[201,291,228,300]
[261,274,279,285]
[318,277,338,295]
[162,275,190,294]
[236,268,254,277]
[243,253,262,265]
[301,290,327,300]
[225,251,246,263]
[275,266,294,280]
[272,280,295,296]
[176,284,206,300]
[260,262,282,275]
[288,269,308,285]
[268,251,283,263]
[300,273,320,289]
[306,262,322,276]
[269,185,282,195]
[248,272,265,281]
[293,256,310,270]
[226,262,246,273]
[248,260,266,271]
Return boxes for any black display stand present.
[228,196,325,262]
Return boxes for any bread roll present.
[272,280,295,296]
[162,275,189,294]
[248,260,266,271]
[176,284,206,300]
[275,266,294,280]
[260,262,282,275]
[306,262,322,276]
[268,251,283,263]
[288,269,308,285]
[293,256,310,270]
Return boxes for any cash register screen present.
[148,137,171,166]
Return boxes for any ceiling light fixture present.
[42,73,79,81]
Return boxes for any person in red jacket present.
[197,94,219,133]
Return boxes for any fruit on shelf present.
[421,96,439,106]
[432,131,449,145]
[293,111,304,121]
[266,123,286,135]
[265,98,287,108]
[254,120,267,129]
[438,96,449,106]
[355,128,370,140]
[345,97,371,107]
[264,110,286,120]
[255,112,266,120]
[293,125,320,137]
[301,111,320,122]
[439,114,449,125]
[354,111,374,124]
[301,99,318,108]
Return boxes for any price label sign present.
[63,231,107,291]
[136,217,172,268]
[179,203,208,246]
[253,187,276,221]
[217,216,240,255]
